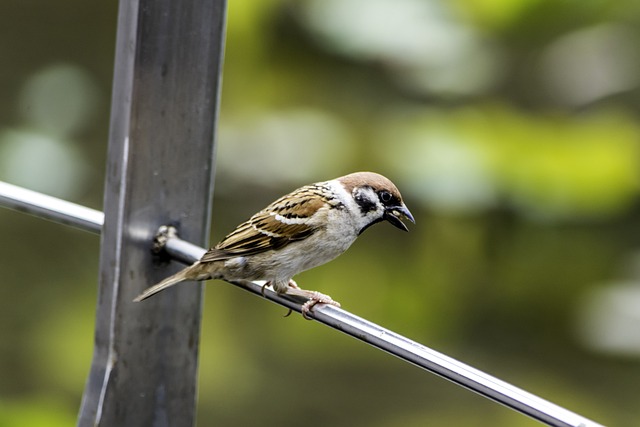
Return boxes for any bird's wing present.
[200,184,337,263]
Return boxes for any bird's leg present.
[287,279,300,289]
[260,280,295,317]
[284,283,341,320]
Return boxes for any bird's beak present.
[383,204,415,232]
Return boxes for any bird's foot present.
[300,292,341,319]
[284,286,341,320]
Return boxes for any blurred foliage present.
[2,0,640,426]
[0,398,76,427]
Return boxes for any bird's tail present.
[133,262,209,302]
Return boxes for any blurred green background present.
[1,0,640,426]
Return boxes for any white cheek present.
[328,181,384,232]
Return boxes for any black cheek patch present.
[353,187,377,215]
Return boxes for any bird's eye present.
[379,191,392,203]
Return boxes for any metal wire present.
[0,181,605,427]
[0,181,103,233]
[164,235,604,427]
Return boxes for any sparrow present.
[133,171,414,317]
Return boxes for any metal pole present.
[0,186,605,427]
[76,0,226,425]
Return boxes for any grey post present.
[77,0,227,426]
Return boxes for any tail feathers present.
[133,262,207,302]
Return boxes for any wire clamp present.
[153,225,179,254]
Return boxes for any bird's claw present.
[261,281,271,297]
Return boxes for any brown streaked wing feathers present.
[199,186,329,263]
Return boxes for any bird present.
[133,171,414,317]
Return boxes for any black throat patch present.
[358,217,383,235]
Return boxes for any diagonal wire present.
[0,180,605,427]
[0,181,104,233]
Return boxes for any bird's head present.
[337,172,415,235]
